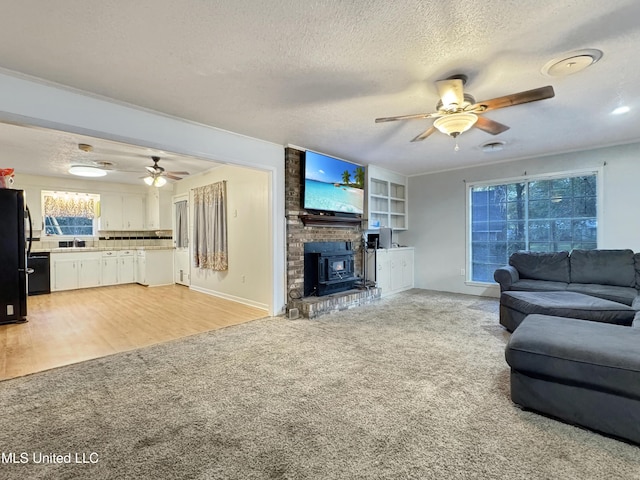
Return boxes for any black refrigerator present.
[0,188,31,324]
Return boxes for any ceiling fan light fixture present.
[144,175,167,187]
[433,113,478,138]
[68,165,107,177]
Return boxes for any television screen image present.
[303,150,364,215]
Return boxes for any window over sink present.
[42,190,100,236]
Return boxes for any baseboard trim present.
[189,285,269,312]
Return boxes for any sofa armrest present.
[494,266,520,291]
[633,296,640,328]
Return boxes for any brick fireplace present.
[285,147,380,318]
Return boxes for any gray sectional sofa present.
[494,249,640,444]
[494,249,640,306]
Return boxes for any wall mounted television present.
[302,150,365,215]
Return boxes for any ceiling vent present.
[542,49,603,77]
[481,141,506,153]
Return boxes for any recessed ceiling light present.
[68,165,107,177]
[542,49,603,77]
[611,106,630,115]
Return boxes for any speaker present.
[379,227,392,249]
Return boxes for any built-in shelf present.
[366,166,408,230]
[299,214,364,228]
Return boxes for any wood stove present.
[304,241,356,297]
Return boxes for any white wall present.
[404,142,640,298]
[0,69,285,315]
[174,165,271,311]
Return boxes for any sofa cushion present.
[567,283,638,306]
[506,314,640,399]
[500,291,636,325]
[570,249,636,287]
[509,279,568,292]
[635,253,640,289]
[509,251,570,283]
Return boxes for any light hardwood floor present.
[0,284,268,380]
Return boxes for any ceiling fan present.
[375,74,555,142]
[142,156,189,187]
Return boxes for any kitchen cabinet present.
[118,250,135,284]
[52,258,78,291]
[101,251,118,286]
[124,195,145,230]
[51,252,102,291]
[23,186,43,233]
[366,165,408,231]
[78,257,101,288]
[100,194,122,230]
[135,250,145,285]
[366,247,414,297]
[145,189,173,230]
[136,249,173,286]
[100,193,145,230]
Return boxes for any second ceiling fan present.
[375,74,555,142]
[143,156,189,186]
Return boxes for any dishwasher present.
[27,252,51,295]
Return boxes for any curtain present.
[175,200,189,248]
[193,181,228,270]
[44,194,96,218]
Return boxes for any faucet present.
[73,237,80,247]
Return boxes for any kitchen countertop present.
[32,246,175,253]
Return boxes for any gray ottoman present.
[500,290,636,332]
[506,314,640,444]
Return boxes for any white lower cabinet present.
[79,256,102,288]
[118,250,135,284]
[101,251,119,286]
[135,250,146,285]
[136,249,174,286]
[51,248,174,291]
[52,258,79,291]
[367,247,414,297]
[51,252,103,291]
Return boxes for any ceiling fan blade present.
[145,165,157,174]
[375,111,440,123]
[410,126,437,142]
[167,171,189,176]
[165,174,183,181]
[435,78,465,110]
[472,86,555,112]
[474,116,510,135]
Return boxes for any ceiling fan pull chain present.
[454,139,460,152]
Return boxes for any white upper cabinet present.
[100,193,145,230]
[145,189,172,230]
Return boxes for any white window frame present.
[42,190,101,238]
[465,167,604,286]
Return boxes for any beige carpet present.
[0,289,637,479]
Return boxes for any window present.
[469,173,598,283]
[42,191,100,236]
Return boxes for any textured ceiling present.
[0,0,639,180]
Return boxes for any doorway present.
[173,194,190,286]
